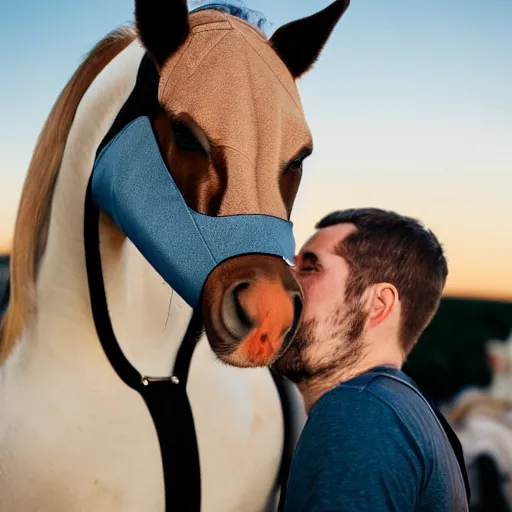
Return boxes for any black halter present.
[83,53,293,511]
[0,257,9,317]
[84,170,203,507]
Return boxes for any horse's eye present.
[284,158,304,175]
[172,121,206,155]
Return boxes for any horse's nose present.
[201,254,304,368]
[220,277,303,366]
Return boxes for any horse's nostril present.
[221,281,255,340]
[232,282,253,329]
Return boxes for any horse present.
[0,1,350,510]
[449,390,512,511]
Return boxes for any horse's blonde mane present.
[0,25,137,364]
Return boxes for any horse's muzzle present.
[201,254,303,367]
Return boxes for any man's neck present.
[299,349,403,414]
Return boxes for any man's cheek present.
[310,280,332,305]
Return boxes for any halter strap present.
[85,177,203,509]
[270,369,294,512]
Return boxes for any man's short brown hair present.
[316,208,448,355]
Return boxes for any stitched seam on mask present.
[223,12,268,41]
[175,30,231,88]
[236,30,302,112]
[215,144,256,169]
[187,211,218,265]
[190,8,266,40]
[159,35,194,104]
[149,119,218,266]
[193,23,233,33]
[215,144,262,212]
[190,9,230,29]
[160,30,230,104]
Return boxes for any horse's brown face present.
[135,1,350,367]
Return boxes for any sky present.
[1,0,511,300]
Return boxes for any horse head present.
[124,0,350,367]
[0,1,350,374]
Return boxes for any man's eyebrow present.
[302,252,319,265]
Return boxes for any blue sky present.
[1,0,511,298]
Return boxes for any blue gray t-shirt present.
[284,366,469,512]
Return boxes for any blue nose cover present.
[91,116,296,308]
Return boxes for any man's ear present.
[367,283,398,329]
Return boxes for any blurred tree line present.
[404,296,512,405]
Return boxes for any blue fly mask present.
[91,116,296,308]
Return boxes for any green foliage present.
[403,296,512,404]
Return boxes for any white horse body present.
[0,40,298,512]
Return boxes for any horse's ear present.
[134,0,190,69]
[269,0,350,79]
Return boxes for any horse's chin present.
[200,254,303,368]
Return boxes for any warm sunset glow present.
[2,0,511,302]
[0,241,11,256]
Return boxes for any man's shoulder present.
[311,372,402,421]
[313,367,425,418]
[287,370,428,511]
[286,369,469,512]
[308,367,436,451]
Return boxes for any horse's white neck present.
[98,228,194,376]
[29,39,193,377]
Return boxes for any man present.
[274,207,470,511]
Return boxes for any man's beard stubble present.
[273,298,368,384]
